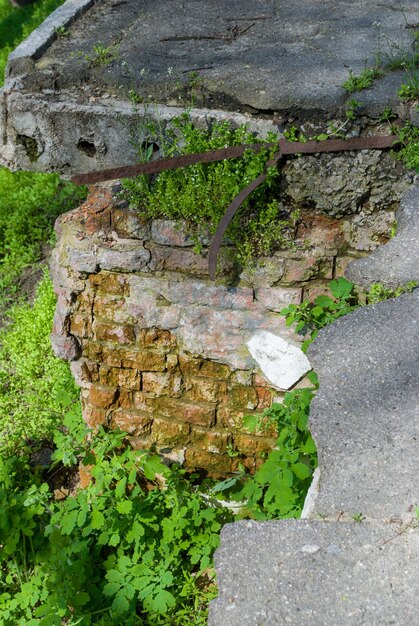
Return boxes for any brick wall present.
[50,182,394,476]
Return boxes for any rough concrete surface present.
[346,184,419,288]
[0,0,418,177]
[209,519,419,626]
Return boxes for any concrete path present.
[209,185,419,625]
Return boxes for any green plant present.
[394,122,419,172]
[352,512,365,522]
[345,98,361,120]
[54,25,68,38]
[0,167,87,307]
[342,67,383,93]
[398,74,419,100]
[119,113,299,267]
[0,403,231,625]
[212,379,318,520]
[0,271,80,455]
[0,0,66,87]
[76,42,119,67]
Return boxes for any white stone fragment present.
[246,330,311,390]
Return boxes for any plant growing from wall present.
[119,113,299,267]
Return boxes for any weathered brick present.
[89,385,117,409]
[148,244,235,277]
[119,388,134,409]
[166,354,178,371]
[83,341,103,361]
[89,271,130,296]
[230,370,253,386]
[178,354,203,375]
[254,286,302,311]
[295,211,345,253]
[151,219,194,247]
[153,398,216,427]
[93,321,135,345]
[199,360,231,379]
[99,366,141,390]
[282,256,334,284]
[138,327,177,350]
[183,376,228,403]
[135,351,167,372]
[231,456,257,474]
[255,386,273,410]
[70,314,91,338]
[112,207,151,240]
[111,408,153,435]
[190,427,229,454]
[84,406,107,428]
[233,433,276,455]
[253,374,271,388]
[142,372,183,396]
[81,360,99,383]
[93,294,136,325]
[228,385,259,410]
[184,448,232,476]
[217,406,260,431]
[151,417,190,443]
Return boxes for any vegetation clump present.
[119,113,299,267]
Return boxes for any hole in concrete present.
[77,139,97,157]
[16,134,40,163]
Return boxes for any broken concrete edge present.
[345,182,419,288]
[5,0,95,78]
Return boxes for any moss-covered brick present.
[233,432,277,455]
[99,366,141,390]
[151,417,190,444]
[119,388,134,409]
[190,427,229,454]
[89,271,130,296]
[135,351,167,371]
[70,314,91,338]
[93,321,135,345]
[178,354,203,375]
[153,397,216,427]
[166,354,178,371]
[142,372,183,396]
[82,341,103,362]
[111,408,153,435]
[199,360,231,379]
[138,327,177,350]
[184,448,232,477]
[183,376,228,403]
[93,294,135,325]
[89,385,117,409]
[228,385,259,410]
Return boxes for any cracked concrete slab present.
[0,0,418,176]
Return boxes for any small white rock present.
[246,330,311,389]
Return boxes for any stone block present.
[166,354,178,371]
[151,219,194,246]
[97,245,151,272]
[240,256,286,287]
[84,406,107,428]
[254,286,302,311]
[151,417,190,443]
[148,243,235,277]
[111,408,153,435]
[89,385,117,409]
[183,376,228,403]
[255,386,273,410]
[70,314,91,338]
[135,350,167,372]
[295,211,345,253]
[190,427,229,454]
[89,271,130,296]
[50,334,81,362]
[93,320,135,345]
[99,366,141,390]
[68,248,98,274]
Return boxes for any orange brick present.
[89,385,117,409]
[178,354,203,375]
[93,321,135,345]
[190,427,229,454]
[84,406,107,428]
[199,360,231,379]
[255,386,273,410]
[153,397,216,427]
[184,448,232,476]
[138,327,177,350]
[151,417,190,443]
[89,271,130,296]
[233,433,276,455]
[228,385,259,410]
[111,408,153,435]
[183,376,228,403]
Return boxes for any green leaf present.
[60,509,78,535]
[103,582,121,596]
[116,500,133,515]
[149,589,176,613]
[91,508,105,530]
[111,593,130,615]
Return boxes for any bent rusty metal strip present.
[70,133,398,279]
[70,135,397,186]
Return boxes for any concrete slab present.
[209,519,419,626]
[1,0,418,175]
[306,288,419,521]
[346,184,419,289]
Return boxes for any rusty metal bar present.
[70,133,398,280]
